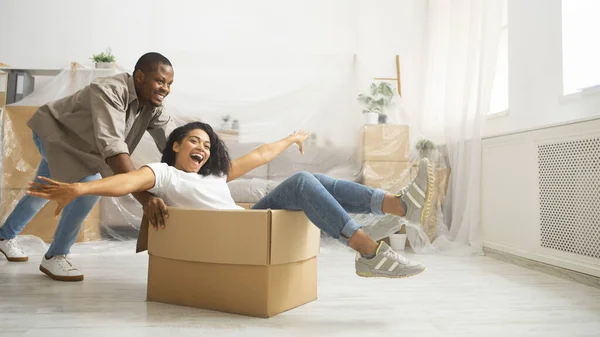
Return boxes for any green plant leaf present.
[91,48,116,63]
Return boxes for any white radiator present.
[482,117,600,277]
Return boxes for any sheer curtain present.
[412,0,505,253]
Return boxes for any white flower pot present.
[95,62,114,69]
[364,112,379,125]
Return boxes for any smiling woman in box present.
[27,121,434,279]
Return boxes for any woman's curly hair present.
[160,121,231,176]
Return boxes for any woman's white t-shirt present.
[144,163,243,210]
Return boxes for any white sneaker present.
[355,242,425,278]
[39,255,84,282]
[0,238,28,262]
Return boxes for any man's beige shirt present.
[27,73,176,182]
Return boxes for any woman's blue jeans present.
[252,172,386,245]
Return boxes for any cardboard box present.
[2,106,41,188]
[2,105,37,133]
[0,188,101,243]
[362,161,411,192]
[361,124,409,161]
[0,70,6,106]
[137,207,320,318]
[236,202,254,209]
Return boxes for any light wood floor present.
[1,240,600,337]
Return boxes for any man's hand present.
[106,153,169,230]
[143,195,169,230]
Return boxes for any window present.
[562,0,600,95]
[489,0,508,114]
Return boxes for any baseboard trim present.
[483,247,600,289]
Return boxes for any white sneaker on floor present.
[355,242,425,278]
[40,255,84,282]
[0,238,28,262]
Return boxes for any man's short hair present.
[134,52,172,74]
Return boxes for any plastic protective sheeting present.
[0,57,449,253]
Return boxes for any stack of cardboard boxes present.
[359,124,412,192]
[0,105,101,243]
[359,124,451,242]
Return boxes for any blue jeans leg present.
[46,173,101,256]
[252,172,386,245]
[0,132,101,256]
[311,173,386,215]
[0,133,52,240]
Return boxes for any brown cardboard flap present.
[136,215,150,253]
[148,207,271,266]
[269,210,320,265]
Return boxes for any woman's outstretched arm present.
[27,166,156,216]
[227,130,311,182]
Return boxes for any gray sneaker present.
[362,158,435,242]
[361,217,403,242]
[399,158,434,226]
[355,242,425,278]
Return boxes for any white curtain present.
[1,0,504,251]
[413,0,505,253]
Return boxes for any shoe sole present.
[39,265,84,282]
[419,158,435,225]
[0,248,28,262]
[356,267,426,279]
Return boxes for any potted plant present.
[357,82,395,125]
[220,115,231,130]
[91,48,116,69]
[415,139,436,160]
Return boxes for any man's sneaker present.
[0,238,28,262]
[399,158,434,226]
[40,255,84,282]
[355,242,425,278]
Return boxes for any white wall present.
[0,0,426,145]
[0,0,424,89]
[484,0,600,137]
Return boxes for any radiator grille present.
[538,138,600,259]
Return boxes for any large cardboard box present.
[362,161,411,192]
[2,106,41,188]
[137,207,320,318]
[0,188,101,243]
[361,124,409,161]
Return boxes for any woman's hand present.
[290,130,312,155]
[27,176,81,216]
